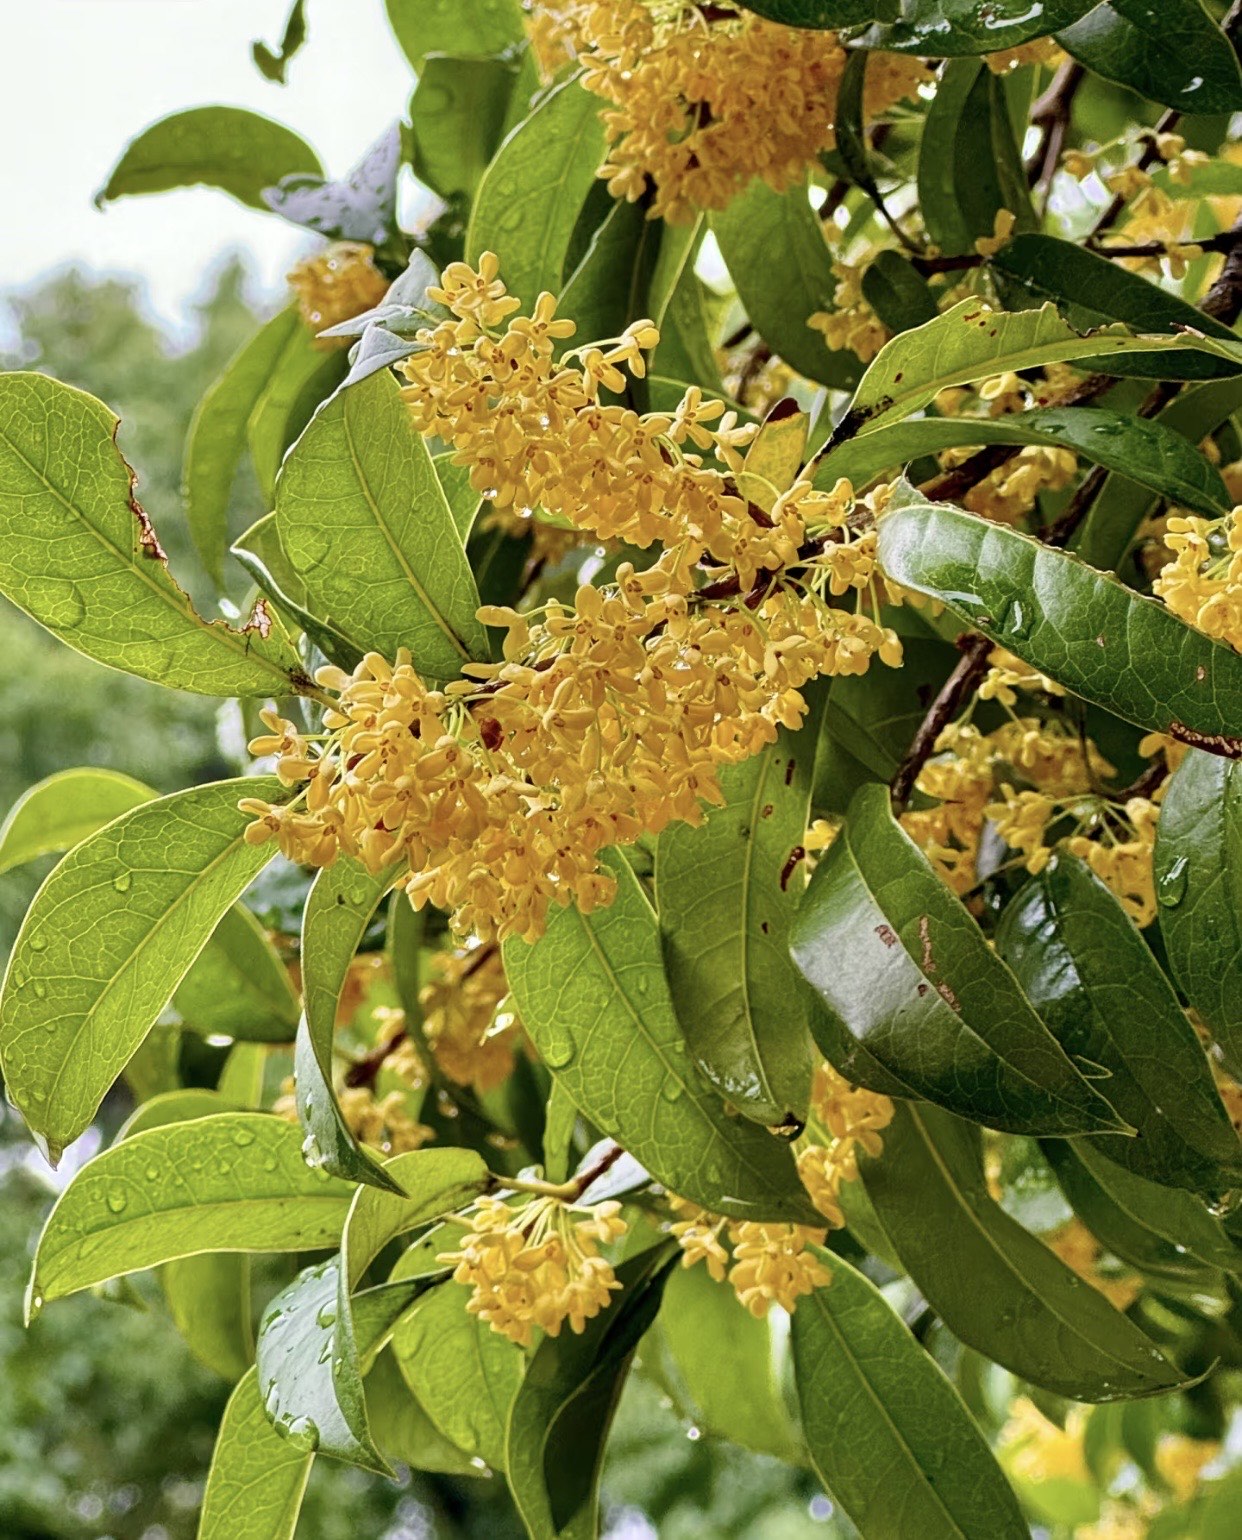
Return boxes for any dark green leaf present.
[296,860,406,1193]
[173,903,301,1043]
[384,0,524,71]
[467,77,607,308]
[992,235,1239,381]
[28,1112,354,1307]
[657,704,822,1127]
[276,367,487,676]
[876,484,1242,754]
[199,1367,313,1540]
[0,373,308,697]
[262,123,403,244]
[713,181,861,388]
[411,54,520,200]
[659,1261,798,1461]
[816,406,1232,516]
[793,1249,1028,1539]
[557,198,659,345]
[917,58,1034,256]
[503,850,819,1222]
[861,1103,1190,1400]
[1154,749,1242,1071]
[0,768,153,874]
[1058,1,1242,116]
[851,1,1099,54]
[505,1246,675,1539]
[860,251,938,335]
[790,783,1126,1135]
[0,779,282,1163]
[997,854,1240,1193]
[95,106,321,209]
[252,0,309,85]
[732,2,877,24]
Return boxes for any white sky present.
[0,0,418,335]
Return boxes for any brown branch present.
[1105,758,1169,804]
[890,634,994,814]
[1029,60,1086,200]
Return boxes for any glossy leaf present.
[815,406,1231,517]
[503,850,819,1223]
[278,368,485,675]
[384,0,524,70]
[557,198,657,346]
[173,903,301,1043]
[826,300,1240,445]
[996,854,1240,1194]
[199,1367,313,1540]
[852,1,1098,54]
[248,330,345,502]
[792,1250,1028,1539]
[917,58,1033,257]
[391,1282,524,1470]
[230,512,363,671]
[876,486,1242,755]
[183,307,304,584]
[0,373,308,697]
[341,1147,492,1290]
[0,768,153,874]
[790,783,1126,1136]
[165,1252,253,1381]
[296,860,405,1192]
[29,1112,354,1307]
[0,779,282,1162]
[713,181,861,388]
[861,1103,1190,1401]
[1154,749,1242,1070]
[365,1349,480,1476]
[96,105,320,209]
[991,235,1239,381]
[657,705,821,1127]
[1058,1,1242,115]
[410,54,519,200]
[467,77,607,309]
[505,1246,675,1540]
[659,1261,798,1461]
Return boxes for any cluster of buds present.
[439,1193,627,1345]
[287,241,389,340]
[419,944,520,1094]
[1155,507,1242,651]
[669,1200,830,1316]
[796,1061,894,1228]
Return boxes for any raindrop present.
[145,1165,159,1182]
[112,872,132,894]
[28,934,48,952]
[283,1415,321,1451]
[231,1127,256,1147]
[316,1303,337,1329]
[32,981,46,999]
[660,1079,684,1103]
[1157,855,1189,908]
[106,1187,128,1214]
[541,1030,575,1069]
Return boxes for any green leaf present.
[246,328,346,503]
[0,768,154,874]
[257,1263,436,1474]
[792,1250,1028,1539]
[262,124,403,245]
[656,703,822,1127]
[467,77,607,309]
[658,1260,798,1461]
[1040,1138,1242,1281]
[173,903,301,1043]
[731,2,877,24]
[384,0,524,70]
[503,850,819,1223]
[0,373,309,697]
[230,512,364,671]
[410,54,520,200]
[199,1367,313,1540]
[996,854,1240,1194]
[183,307,303,584]
[557,198,659,346]
[861,1103,1190,1400]
[28,1112,354,1308]
[713,181,861,388]
[876,485,1242,754]
[1058,1,1242,116]
[830,300,1239,445]
[815,406,1232,516]
[860,251,939,336]
[96,106,321,210]
[296,860,405,1192]
[1154,749,1242,1071]
[790,783,1126,1136]
[165,1252,253,1381]
[505,1246,675,1540]
[917,58,1034,257]
[0,779,282,1163]
[276,367,486,677]
[252,0,309,86]
[991,236,1239,381]
[849,2,1097,54]
[365,1349,480,1475]
[391,1282,524,1470]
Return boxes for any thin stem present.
[889,633,994,814]
[497,1142,628,1203]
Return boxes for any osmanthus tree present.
[3,0,1242,1535]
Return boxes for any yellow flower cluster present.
[670,1198,831,1316]
[439,1194,627,1345]
[984,36,1064,74]
[1000,1396,1089,1483]
[275,1076,432,1156]
[527,2,927,223]
[797,1061,893,1227]
[419,943,520,1094]
[1155,507,1242,650]
[287,241,389,340]
[808,261,891,365]
[241,258,902,941]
